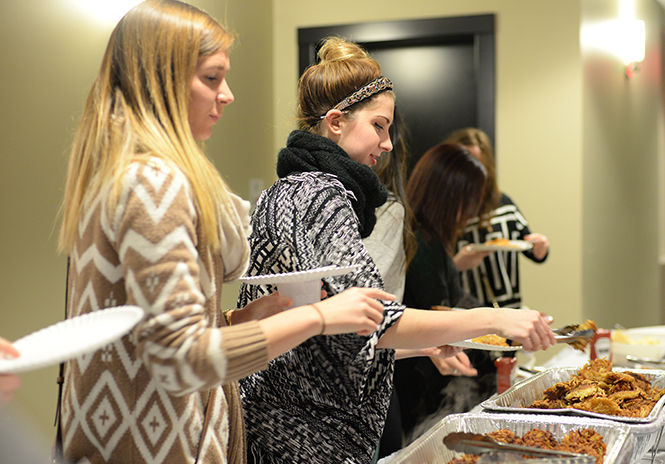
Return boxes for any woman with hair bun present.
[238,37,555,463]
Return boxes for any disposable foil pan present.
[480,367,665,424]
[386,412,634,464]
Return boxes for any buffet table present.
[380,343,665,464]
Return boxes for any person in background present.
[362,107,415,306]
[1,336,55,464]
[0,338,20,406]
[238,37,555,464]
[447,127,550,308]
[394,143,496,443]
[56,3,390,463]
[363,110,461,459]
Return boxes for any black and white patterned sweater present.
[238,171,404,464]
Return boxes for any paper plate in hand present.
[240,265,359,308]
[449,339,522,351]
[239,265,359,285]
[467,240,533,252]
[0,305,144,374]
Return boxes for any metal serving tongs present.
[443,432,595,463]
[507,325,595,350]
[626,354,665,366]
[552,321,597,350]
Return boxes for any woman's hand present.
[524,233,549,260]
[453,246,493,271]
[493,308,555,351]
[313,287,394,336]
[429,351,477,377]
[422,345,463,359]
[232,292,293,324]
[235,282,330,325]
[0,337,20,407]
[395,344,463,360]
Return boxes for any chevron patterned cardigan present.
[238,172,404,464]
[61,157,268,464]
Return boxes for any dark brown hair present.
[406,143,487,253]
[373,107,417,268]
[444,127,501,221]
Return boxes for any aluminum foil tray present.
[480,367,665,424]
[386,413,634,464]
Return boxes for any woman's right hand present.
[492,308,555,351]
[429,351,477,377]
[453,246,493,271]
[313,287,394,336]
[0,337,20,406]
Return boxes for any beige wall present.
[0,0,273,442]
[581,0,664,328]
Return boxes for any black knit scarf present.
[277,130,388,238]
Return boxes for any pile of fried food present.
[447,428,606,464]
[529,358,665,417]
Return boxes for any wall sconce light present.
[581,18,646,78]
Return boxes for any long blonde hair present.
[59,0,235,253]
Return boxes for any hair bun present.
[317,36,369,63]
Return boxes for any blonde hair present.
[59,0,235,253]
[445,127,501,221]
[297,37,393,131]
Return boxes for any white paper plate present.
[0,305,144,374]
[449,339,522,351]
[239,265,359,285]
[467,240,533,252]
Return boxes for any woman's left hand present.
[232,292,293,324]
[453,246,493,271]
[429,351,477,377]
[524,233,549,260]
[421,345,463,359]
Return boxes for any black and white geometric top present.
[238,171,404,464]
[456,193,548,308]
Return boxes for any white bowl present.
[612,326,665,366]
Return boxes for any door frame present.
[297,14,495,146]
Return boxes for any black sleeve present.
[403,233,459,309]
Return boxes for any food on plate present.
[483,237,511,246]
[470,334,511,347]
[528,358,665,417]
[446,428,606,464]
[431,305,451,311]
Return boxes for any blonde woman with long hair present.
[57,2,390,463]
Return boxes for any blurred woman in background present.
[395,143,497,442]
[447,127,550,308]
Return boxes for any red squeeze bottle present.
[590,328,613,362]
[494,357,517,394]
